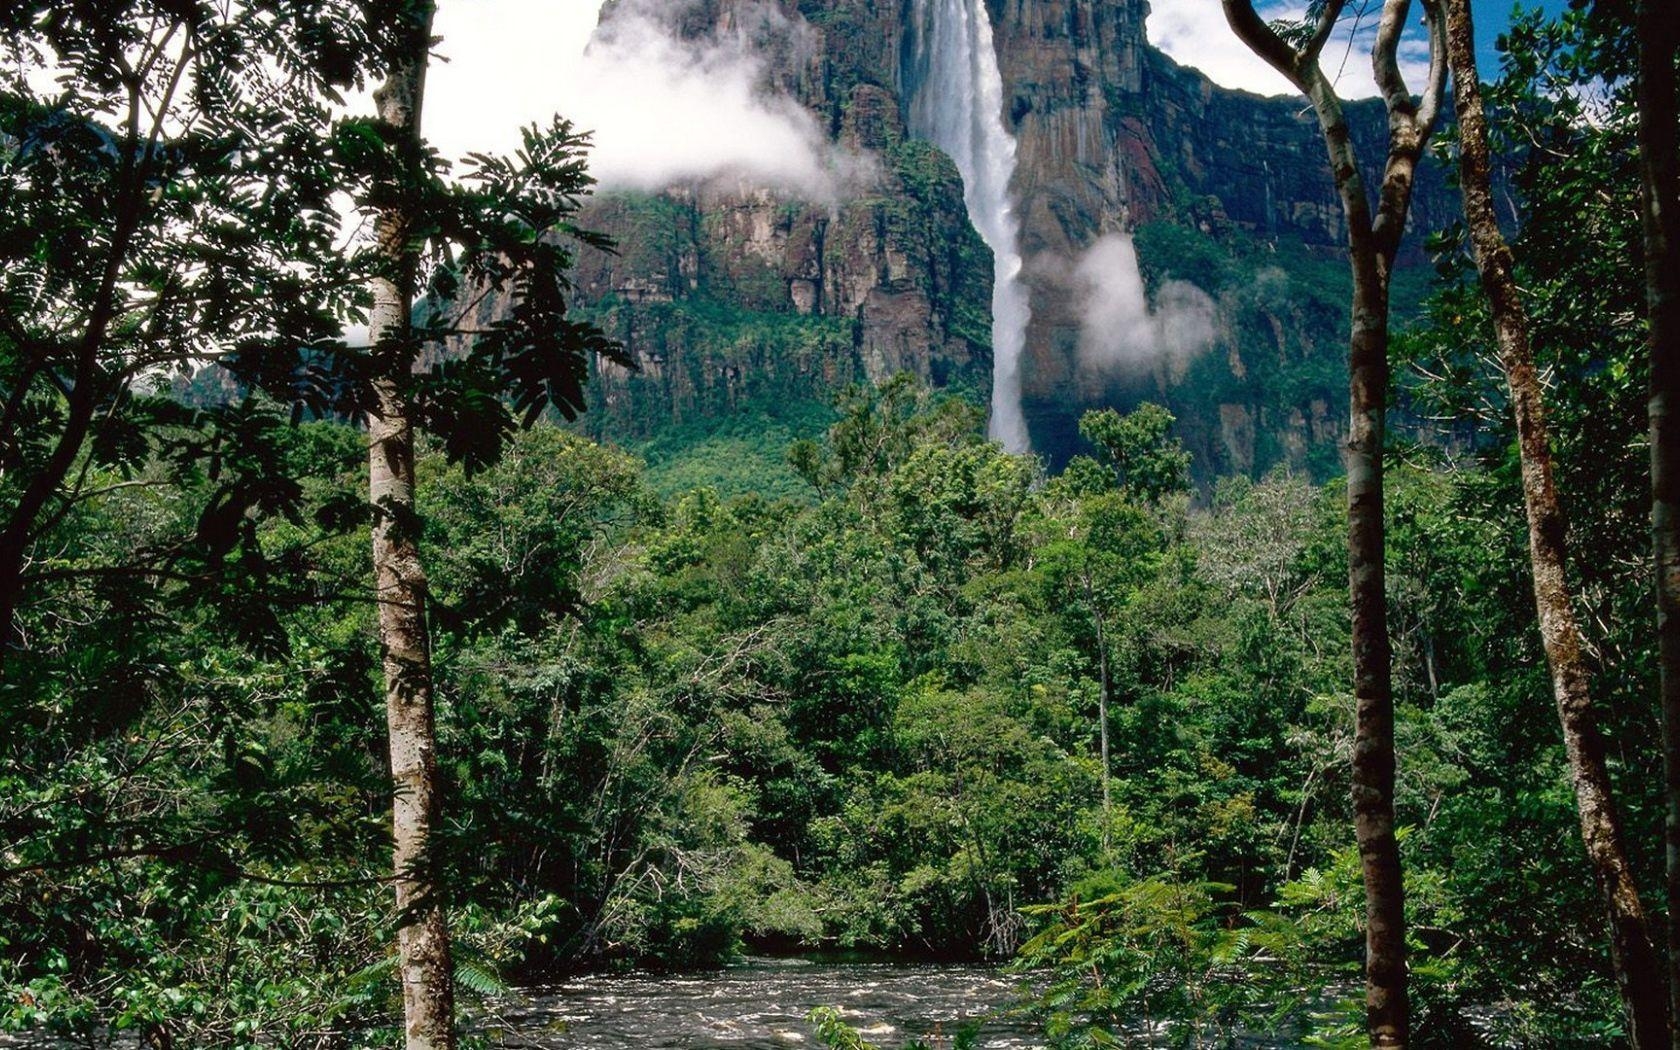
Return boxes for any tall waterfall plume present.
[907,0,1032,453]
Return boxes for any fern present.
[454,954,508,1001]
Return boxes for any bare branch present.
[1222,0,1308,89]
[1373,0,1416,115]
[1415,0,1449,135]
[1304,0,1353,65]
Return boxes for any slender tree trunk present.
[1346,253,1407,1050]
[1094,599,1112,858]
[1299,65,1419,1050]
[1446,3,1669,1043]
[1220,4,1446,1044]
[1637,4,1680,1044]
[1077,569,1114,856]
[0,384,96,655]
[1301,31,1444,1040]
[368,3,454,1046]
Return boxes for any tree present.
[1034,490,1161,860]
[363,3,454,1044]
[1635,0,1680,1039]
[1074,403,1191,505]
[355,3,626,1042]
[1442,1,1668,1042]
[0,1,377,658]
[1046,405,1188,856]
[1218,0,1447,1043]
[1,1,621,1036]
[789,373,984,494]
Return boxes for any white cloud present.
[1075,234,1216,381]
[427,0,868,201]
[426,0,603,158]
[1146,0,1435,101]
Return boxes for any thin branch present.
[235,868,396,889]
[1373,0,1416,115]
[134,18,182,85]
[0,838,215,881]
[1304,0,1353,65]
[1331,0,1376,90]
[141,30,195,174]
[1222,0,1309,89]
[1415,0,1449,135]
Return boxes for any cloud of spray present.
[423,0,869,201]
[568,0,870,200]
[1074,234,1217,381]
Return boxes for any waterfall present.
[907,0,1032,454]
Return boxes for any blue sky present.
[1473,0,1571,68]
[1147,0,1575,99]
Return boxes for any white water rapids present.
[908,0,1032,454]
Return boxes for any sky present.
[420,0,1574,178]
[1145,0,1572,99]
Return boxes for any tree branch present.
[1304,0,1352,66]
[1373,0,1417,115]
[1222,0,1309,89]
[1415,0,1449,135]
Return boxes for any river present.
[488,958,1038,1049]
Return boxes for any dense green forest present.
[5,0,1680,1048]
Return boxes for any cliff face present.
[974,0,1453,463]
[557,0,1456,478]
[558,78,993,445]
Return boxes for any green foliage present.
[0,2,623,1040]
[1075,403,1192,504]
[1014,875,1310,1047]
[810,1007,885,1050]
[790,373,988,491]
[635,403,834,503]
[3,349,1649,1044]
[578,294,857,437]
[400,115,629,470]
[0,1,380,650]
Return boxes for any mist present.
[426,0,868,201]
[1074,234,1216,381]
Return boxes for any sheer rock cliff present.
[557,0,1455,476]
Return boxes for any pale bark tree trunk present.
[1636,3,1680,1045]
[1445,2,1669,1043]
[367,3,455,1047]
[1220,1,1447,1044]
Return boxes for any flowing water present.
[493,959,1038,1049]
[0,961,1309,1047]
[906,0,1033,454]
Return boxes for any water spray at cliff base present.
[908,0,1033,454]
